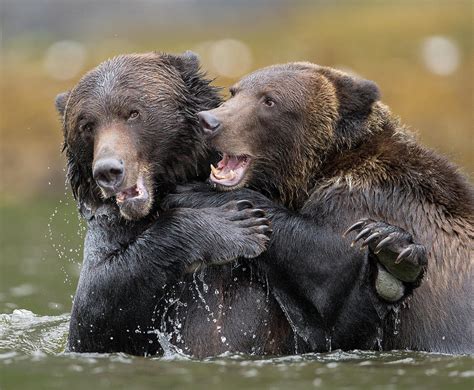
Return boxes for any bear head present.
[198,62,380,208]
[56,51,221,220]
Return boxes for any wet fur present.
[307,107,473,352]
[183,62,473,354]
[59,55,439,357]
[58,53,282,357]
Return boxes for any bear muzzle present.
[92,157,125,193]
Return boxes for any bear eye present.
[81,122,94,133]
[263,97,275,107]
[128,110,140,120]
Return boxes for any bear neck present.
[312,103,407,186]
[278,103,400,208]
[262,104,395,210]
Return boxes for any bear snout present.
[92,158,125,193]
[197,111,221,135]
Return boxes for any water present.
[1,311,472,390]
[0,200,473,389]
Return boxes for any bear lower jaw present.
[117,198,152,221]
[112,176,152,220]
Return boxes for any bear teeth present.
[115,184,143,202]
[210,164,236,180]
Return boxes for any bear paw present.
[203,200,272,265]
[344,218,427,284]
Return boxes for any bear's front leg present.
[161,183,276,211]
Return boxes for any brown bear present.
[179,62,474,354]
[56,53,427,357]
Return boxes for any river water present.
[0,200,472,389]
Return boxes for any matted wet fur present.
[55,52,279,356]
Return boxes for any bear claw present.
[343,219,370,237]
[374,234,397,254]
[344,218,428,283]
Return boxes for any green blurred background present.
[0,0,473,316]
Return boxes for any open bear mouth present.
[210,153,251,187]
[115,176,149,204]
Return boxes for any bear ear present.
[332,74,381,116]
[180,50,200,71]
[55,91,70,117]
[163,50,201,76]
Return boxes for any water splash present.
[192,268,214,322]
[0,309,69,355]
[147,329,187,360]
[393,306,401,336]
[376,326,383,351]
[48,182,85,294]
[325,334,332,353]
[197,267,209,294]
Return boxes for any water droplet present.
[393,306,401,335]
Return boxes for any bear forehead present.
[237,62,325,93]
[80,57,180,93]
[66,55,184,111]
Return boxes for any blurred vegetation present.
[1,0,473,205]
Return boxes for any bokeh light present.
[194,39,253,78]
[209,39,253,78]
[421,36,460,76]
[43,40,87,81]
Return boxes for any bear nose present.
[92,158,124,191]
[197,111,221,135]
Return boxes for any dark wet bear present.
[182,62,473,354]
[56,53,426,357]
[55,52,276,356]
